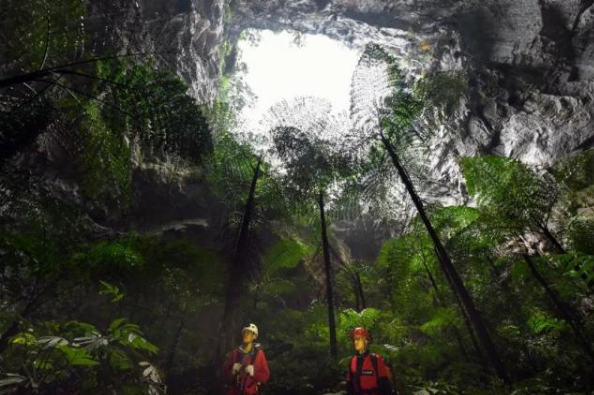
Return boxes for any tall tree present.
[461,156,594,363]
[267,97,352,357]
[347,44,509,382]
[207,133,263,362]
[207,130,290,367]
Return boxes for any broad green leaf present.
[58,345,100,366]
[11,333,36,346]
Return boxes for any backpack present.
[352,353,396,395]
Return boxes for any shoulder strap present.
[350,355,357,374]
[354,355,363,392]
[248,345,261,365]
[371,353,379,382]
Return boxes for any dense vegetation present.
[1,1,593,394]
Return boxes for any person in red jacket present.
[224,323,270,395]
[346,327,395,395]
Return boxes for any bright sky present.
[235,29,361,135]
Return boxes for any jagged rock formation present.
[75,0,593,257]
[79,0,594,181]
[86,0,227,102]
[4,0,593,255]
[226,0,594,166]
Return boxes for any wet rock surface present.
[224,0,594,257]
[87,0,227,103]
[4,0,593,252]
[229,0,594,165]
[82,0,594,174]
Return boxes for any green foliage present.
[2,318,163,394]
[553,150,594,191]
[217,39,235,75]
[552,253,594,293]
[252,305,344,394]
[100,281,125,303]
[414,71,468,117]
[355,43,424,146]
[71,238,143,277]
[268,98,353,211]
[527,312,567,336]
[97,60,213,164]
[419,307,460,336]
[272,125,350,201]
[0,0,87,71]
[511,259,531,282]
[75,101,133,205]
[461,155,556,234]
[4,9,594,392]
[0,229,226,393]
[223,1,234,24]
[132,236,226,300]
[261,239,309,275]
[339,308,382,335]
[206,132,258,206]
[568,219,594,254]
[413,381,463,395]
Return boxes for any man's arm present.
[376,355,395,395]
[252,349,270,383]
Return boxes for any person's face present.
[242,330,255,344]
[353,336,367,352]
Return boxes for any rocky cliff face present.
[84,0,593,256]
[87,0,227,103]
[95,0,593,172]
[227,0,594,166]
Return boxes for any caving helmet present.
[242,323,259,339]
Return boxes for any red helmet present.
[351,327,370,340]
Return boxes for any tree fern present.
[267,96,354,357]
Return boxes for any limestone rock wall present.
[6,0,591,252]
[229,0,594,167]
[91,0,594,172]
[87,0,227,103]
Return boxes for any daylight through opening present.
[230,29,360,138]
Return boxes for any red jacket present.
[346,352,394,395]
[224,345,270,395]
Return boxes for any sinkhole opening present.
[227,29,361,138]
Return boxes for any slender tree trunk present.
[354,280,361,312]
[380,133,509,383]
[523,254,594,364]
[165,317,185,373]
[356,272,367,310]
[0,54,155,89]
[421,258,473,363]
[319,191,338,358]
[217,157,262,365]
[438,255,487,366]
[536,224,566,254]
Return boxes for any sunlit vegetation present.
[1,1,594,394]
